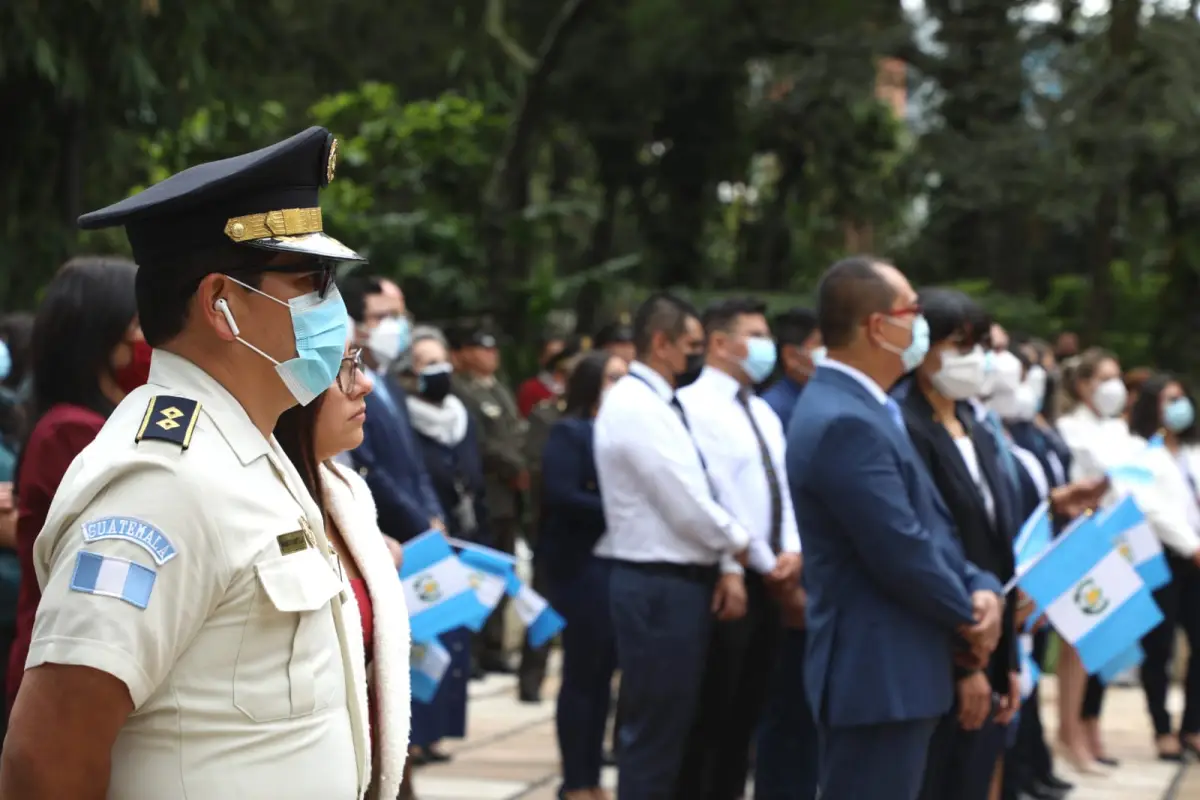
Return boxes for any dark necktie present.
[738,388,783,553]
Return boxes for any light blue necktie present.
[984,409,1020,488]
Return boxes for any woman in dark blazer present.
[539,351,627,800]
[892,289,1019,800]
[402,327,492,772]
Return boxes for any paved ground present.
[409,655,1194,800]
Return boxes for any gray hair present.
[394,324,449,373]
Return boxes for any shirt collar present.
[147,349,271,466]
[693,365,742,398]
[819,358,889,406]
[628,360,673,400]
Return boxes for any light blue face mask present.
[1164,397,1195,433]
[881,314,930,372]
[0,340,11,383]
[741,337,777,384]
[810,346,827,365]
[225,277,350,406]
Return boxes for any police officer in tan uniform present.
[0,128,372,800]
[449,325,527,674]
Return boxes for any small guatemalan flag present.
[69,551,156,609]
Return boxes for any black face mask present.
[418,367,453,404]
[674,352,705,389]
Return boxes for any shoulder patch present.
[69,551,157,610]
[81,516,178,565]
[136,395,201,449]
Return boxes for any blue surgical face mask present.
[1164,397,1195,433]
[0,340,11,383]
[225,277,350,406]
[810,346,827,366]
[880,314,930,372]
[741,337,777,384]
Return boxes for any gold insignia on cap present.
[327,138,339,184]
[224,207,323,243]
[618,311,631,325]
[580,336,593,351]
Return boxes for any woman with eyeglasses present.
[399,325,491,771]
[1126,373,1200,760]
[274,344,411,800]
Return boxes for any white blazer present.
[322,462,411,800]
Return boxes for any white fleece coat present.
[322,462,411,800]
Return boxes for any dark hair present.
[563,351,614,418]
[632,292,698,357]
[14,257,140,494]
[136,243,272,347]
[816,255,896,348]
[701,297,768,341]
[1128,372,1197,442]
[963,299,993,349]
[339,274,385,324]
[30,257,138,421]
[773,307,818,348]
[274,392,335,525]
[918,288,985,347]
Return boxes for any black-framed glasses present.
[337,347,364,394]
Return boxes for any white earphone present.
[214,298,240,337]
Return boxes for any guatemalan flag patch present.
[69,551,157,609]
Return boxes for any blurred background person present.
[892,289,1018,800]
[593,317,635,365]
[342,275,445,542]
[540,350,627,800]
[1126,373,1200,760]
[1123,367,1153,421]
[6,256,143,718]
[451,325,527,677]
[1054,347,1131,772]
[404,326,492,766]
[518,333,567,418]
[274,344,411,799]
[760,306,821,429]
[520,336,588,703]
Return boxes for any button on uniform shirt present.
[677,367,800,574]
[593,361,750,566]
[28,350,367,800]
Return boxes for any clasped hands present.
[955,590,1003,669]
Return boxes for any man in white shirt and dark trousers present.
[673,298,804,800]
[595,293,751,800]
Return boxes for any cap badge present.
[326,138,339,184]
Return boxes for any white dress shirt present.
[677,367,801,575]
[593,361,750,568]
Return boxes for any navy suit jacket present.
[351,375,444,542]
[787,366,1003,728]
[761,376,804,430]
[536,417,607,579]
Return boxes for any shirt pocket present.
[234,547,343,723]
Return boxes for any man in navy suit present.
[341,275,444,542]
[787,256,1004,800]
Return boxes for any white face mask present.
[931,346,987,400]
[1012,383,1039,421]
[1026,366,1047,410]
[366,316,410,368]
[991,351,1023,395]
[1092,378,1127,418]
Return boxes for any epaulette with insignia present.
[136,396,202,450]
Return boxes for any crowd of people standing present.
[0,126,1195,800]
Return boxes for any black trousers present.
[1082,675,1105,720]
[1003,631,1055,795]
[1142,553,1200,736]
[674,571,780,800]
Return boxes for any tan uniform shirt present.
[28,350,367,799]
